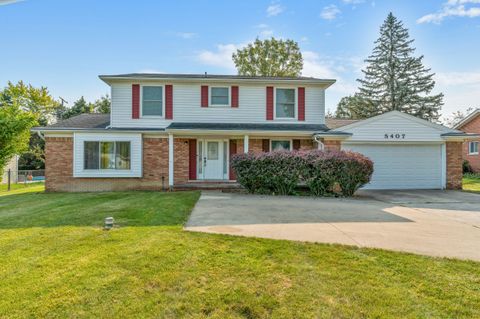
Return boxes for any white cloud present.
[197,44,240,70]
[320,5,341,20]
[0,0,23,5]
[137,69,165,74]
[435,71,480,86]
[266,3,284,17]
[175,32,197,39]
[417,0,480,24]
[342,0,365,3]
[254,24,274,38]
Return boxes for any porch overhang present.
[441,132,480,142]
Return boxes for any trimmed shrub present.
[231,150,374,197]
[463,160,473,174]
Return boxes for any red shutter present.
[231,86,239,107]
[201,86,209,107]
[165,84,173,119]
[266,86,274,120]
[298,87,305,121]
[262,139,270,152]
[188,139,197,180]
[132,84,140,119]
[229,140,237,180]
[293,139,301,151]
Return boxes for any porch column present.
[244,135,249,153]
[168,133,174,189]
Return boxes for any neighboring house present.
[453,109,480,173]
[1,156,19,184]
[33,73,476,192]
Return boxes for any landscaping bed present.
[0,190,479,318]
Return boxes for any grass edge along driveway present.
[0,190,479,318]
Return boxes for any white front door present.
[199,140,226,180]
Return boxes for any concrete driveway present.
[185,190,480,261]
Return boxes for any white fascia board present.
[166,129,314,137]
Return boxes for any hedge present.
[231,150,374,197]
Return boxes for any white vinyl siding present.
[73,132,142,178]
[343,143,443,190]
[342,113,448,142]
[110,82,325,128]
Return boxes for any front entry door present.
[202,140,225,180]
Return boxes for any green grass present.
[463,174,480,193]
[0,182,45,196]
[0,191,479,318]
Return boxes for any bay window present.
[84,141,131,170]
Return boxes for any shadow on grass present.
[0,191,200,229]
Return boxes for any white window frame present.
[140,85,165,118]
[274,87,297,120]
[469,141,479,155]
[270,139,293,151]
[83,141,131,171]
[209,86,231,107]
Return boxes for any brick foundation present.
[446,141,463,190]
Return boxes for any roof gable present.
[453,109,480,130]
[337,111,457,142]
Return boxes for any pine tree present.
[339,13,443,121]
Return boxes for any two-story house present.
[34,73,476,192]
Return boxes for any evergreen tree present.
[338,13,443,121]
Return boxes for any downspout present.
[313,135,324,150]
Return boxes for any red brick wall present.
[45,137,170,192]
[174,138,190,184]
[322,139,341,151]
[446,141,463,190]
[458,115,480,172]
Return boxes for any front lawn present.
[0,182,45,196]
[0,191,479,318]
[463,174,480,193]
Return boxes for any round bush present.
[231,149,373,197]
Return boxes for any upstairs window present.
[275,88,295,118]
[142,86,163,116]
[469,141,479,155]
[210,87,230,106]
[84,141,131,170]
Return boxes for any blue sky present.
[1,0,479,119]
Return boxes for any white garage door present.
[342,144,443,190]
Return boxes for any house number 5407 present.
[384,133,406,139]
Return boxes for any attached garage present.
[318,111,474,190]
[342,143,443,189]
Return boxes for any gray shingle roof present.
[99,73,336,84]
[325,118,359,129]
[47,114,110,129]
[166,122,329,132]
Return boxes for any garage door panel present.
[342,144,442,190]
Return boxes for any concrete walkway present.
[185,190,480,261]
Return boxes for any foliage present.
[444,107,475,128]
[0,81,60,126]
[58,95,111,120]
[231,150,374,196]
[0,104,37,177]
[335,94,379,119]
[463,160,474,174]
[18,133,45,170]
[337,13,443,121]
[232,38,303,77]
[0,191,479,318]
